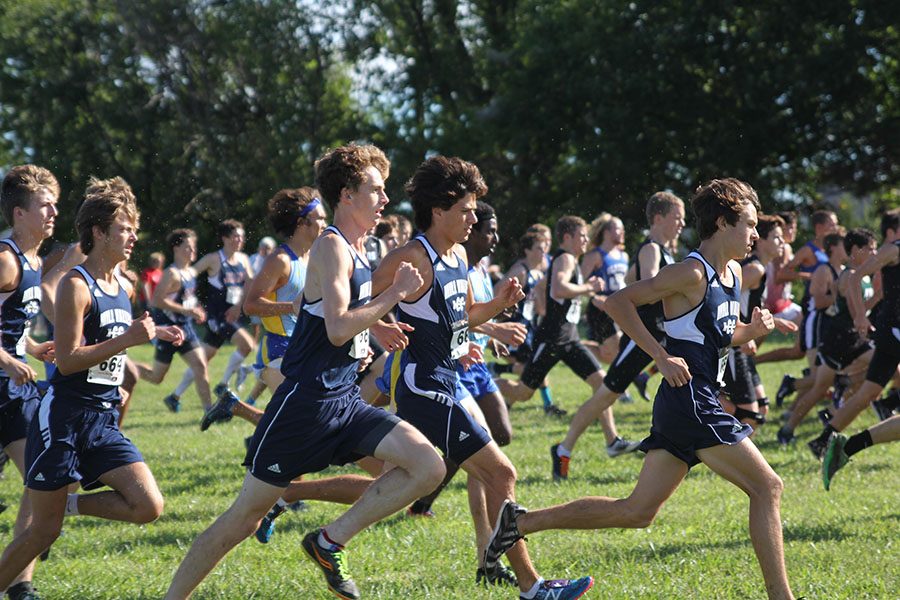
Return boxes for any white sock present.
[175,368,195,397]
[521,578,544,599]
[556,444,571,458]
[221,350,245,387]
[65,493,80,516]
[276,498,289,509]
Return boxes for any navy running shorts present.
[520,339,601,390]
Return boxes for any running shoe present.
[483,500,526,580]
[6,581,41,600]
[618,392,634,404]
[822,433,849,491]
[213,382,228,398]
[872,399,896,421]
[817,408,833,426]
[407,505,436,518]
[606,437,641,457]
[301,530,360,600]
[634,371,651,401]
[775,375,795,408]
[832,375,850,407]
[255,504,287,544]
[807,437,827,461]
[526,577,594,600]
[200,391,237,431]
[544,404,568,418]
[163,393,181,413]
[550,444,569,481]
[476,563,518,587]
[776,426,796,446]
[288,500,309,512]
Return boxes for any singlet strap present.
[0,238,21,255]
[279,242,298,261]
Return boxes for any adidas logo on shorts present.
[267,464,282,474]
[458,431,469,442]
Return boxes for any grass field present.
[1,341,897,599]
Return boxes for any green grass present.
[1,342,897,599]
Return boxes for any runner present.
[484,178,796,600]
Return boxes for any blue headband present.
[298,197,321,218]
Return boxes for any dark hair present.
[756,214,785,243]
[776,211,797,227]
[1,164,60,226]
[844,227,876,254]
[473,200,496,232]
[645,191,683,225]
[167,228,196,256]
[314,144,390,211]
[217,218,243,241]
[406,156,488,232]
[518,232,542,256]
[374,219,396,240]
[267,187,320,239]
[880,208,900,239]
[823,232,844,257]
[811,210,836,229]
[691,178,760,240]
[76,177,139,254]
[555,215,587,242]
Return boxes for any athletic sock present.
[276,497,289,509]
[540,386,553,408]
[175,368,195,397]
[844,430,874,457]
[556,444,571,458]
[319,528,343,551]
[65,493,79,516]
[521,578,545,599]
[221,350,245,388]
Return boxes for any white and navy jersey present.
[0,238,41,363]
[154,266,198,328]
[207,250,248,315]
[800,241,829,313]
[50,266,132,410]
[878,240,900,329]
[663,251,741,387]
[468,263,493,348]
[634,239,676,334]
[535,249,582,345]
[590,246,629,293]
[396,235,469,396]
[280,226,372,396]
[738,255,766,324]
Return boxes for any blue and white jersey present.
[280,226,371,396]
[154,266,198,328]
[800,241,829,313]
[396,235,470,397]
[468,262,492,348]
[50,266,133,410]
[663,251,741,387]
[0,238,41,364]
[207,249,248,315]
[261,243,306,338]
[590,246,629,294]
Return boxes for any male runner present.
[484,178,796,600]
[0,177,181,593]
[0,165,58,600]
[374,155,593,600]
[165,144,444,600]
[543,192,685,478]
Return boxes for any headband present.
[298,197,321,218]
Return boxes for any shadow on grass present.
[783,521,849,543]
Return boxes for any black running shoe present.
[776,426,796,446]
[213,382,228,398]
[775,375,795,408]
[255,504,287,544]
[476,563,518,587]
[301,530,360,600]
[634,371,651,401]
[544,404,568,418]
[6,581,41,600]
[483,500,527,582]
[872,399,895,421]
[163,393,181,413]
[832,375,850,407]
[200,391,237,431]
[817,408,833,426]
[807,437,827,461]
[550,444,569,481]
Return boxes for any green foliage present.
[1,343,896,598]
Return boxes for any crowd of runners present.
[0,148,897,600]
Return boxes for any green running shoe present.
[822,433,849,491]
[301,530,360,600]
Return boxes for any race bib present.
[87,352,127,386]
[717,348,729,385]
[15,322,30,357]
[349,328,370,359]
[521,298,535,322]
[226,285,243,305]
[183,295,198,310]
[450,320,469,360]
[565,298,582,324]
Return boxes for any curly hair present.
[267,187,320,239]
[314,144,390,211]
[406,156,487,232]
[691,178,760,241]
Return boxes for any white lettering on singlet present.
[443,279,467,300]
[100,309,133,328]
[716,301,740,322]
[359,281,372,300]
